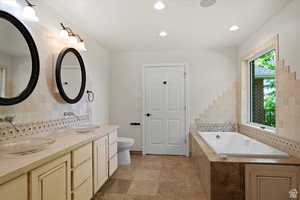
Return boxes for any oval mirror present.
[0,11,39,105]
[56,48,86,104]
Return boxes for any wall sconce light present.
[77,36,87,51]
[68,33,78,44]
[59,23,87,51]
[22,0,39,22]
[59,23,69,39]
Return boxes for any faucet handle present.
[4,115,16,123]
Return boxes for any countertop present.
[190,129,300,165]
[0,124,118,185]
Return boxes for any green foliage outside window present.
[254,50,276,127]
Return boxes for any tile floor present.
[94,154,207,200]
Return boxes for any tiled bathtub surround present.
[239,124,300,158]
[0,115,89,141]
[198,81,238,124]
[276,61,300,142]
[195,121,237,132]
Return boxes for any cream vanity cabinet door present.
[30,154,71,200]
[93,136,109,194]
[0,174,27,200]
[246,164,300,200]
[71,143,93,200]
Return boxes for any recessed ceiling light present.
[159,31,168,37]
[229,25,240,32]
[154,1,166,10]
[200,0,216,7]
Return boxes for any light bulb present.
[1,0,18,7]
[60,29,69,39]
[78,41,87,51]
[69,35,78,44]
[159,31,168,37]
[22,5,39,22]
[154,1,165,10]
[229,25,239,32]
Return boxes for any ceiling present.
[45,0,292,52]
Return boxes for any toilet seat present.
[118,137,134,144]
[117,137,135,150]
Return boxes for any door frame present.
[142,63,190,156]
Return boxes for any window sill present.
[240,123,276,134]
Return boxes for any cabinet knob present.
[289,189,298,199]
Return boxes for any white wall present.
[239,0,300,76]
[0,51,11,66]
[0,2,111,124]
[110,49,238,150]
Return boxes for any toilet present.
[117,137,135,165]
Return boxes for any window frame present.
[247,49,277,131]
[240,35,279,132]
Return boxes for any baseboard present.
[130,150,143,155]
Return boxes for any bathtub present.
[198,132,288,158]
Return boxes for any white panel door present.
[144,65,186,155]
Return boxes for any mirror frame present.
[56,48,86,104]
[0,11,40,106]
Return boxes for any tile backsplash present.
[0,115,89,141]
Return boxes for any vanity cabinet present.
[0,174,27,200]
[108,130,118,176]
[0,128,119,200]
[93,136,109,194]
[246,164,300,200]
[30,154,71,200]
[71,143,93,200]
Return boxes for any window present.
[249,50,276,127]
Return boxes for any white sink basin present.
[72,124,100,133]
[0,137,56,155]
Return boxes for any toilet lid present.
[118,137,135,144]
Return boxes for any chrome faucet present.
[0,115,19,131]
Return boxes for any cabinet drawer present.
[109,142,117,159]
[109,154,118,177]
[72,159,92,189]
[72,177,93,200]
[72,143,92,168]
[109,130,118,145]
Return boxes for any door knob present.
[145,113,151,117]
